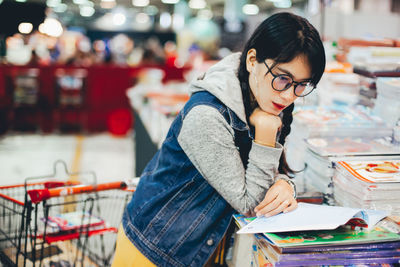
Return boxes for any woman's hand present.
[254,179,297,217]
[249,108,282,147]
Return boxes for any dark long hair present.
[238,12,326,176]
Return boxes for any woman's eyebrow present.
[276,66,312,82]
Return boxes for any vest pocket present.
[142,175,203,239]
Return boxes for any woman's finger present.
[283,199,298,213]
[263,199,290,218]
[254,189,279,212]
[256,197,288,217]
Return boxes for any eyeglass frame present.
[263,61,315,97]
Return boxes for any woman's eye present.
[278,75,291,82]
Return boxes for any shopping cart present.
[0,161,134,267]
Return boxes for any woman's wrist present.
[254,139,276,147]
[277,178,297,199]
[254,125,278,147]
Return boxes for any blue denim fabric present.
[123,91,253,267]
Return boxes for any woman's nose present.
[279,85,296,101]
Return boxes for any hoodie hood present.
[189,52,248,125]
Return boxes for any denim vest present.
[123,91,253,267]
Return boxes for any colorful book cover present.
[44,211,104,231]
[256,234,400,254]
[254,233,400,266]
[256,235,400,262]
[234,214,400,252]
[293,105,383,128]
[263,225,400,248]
[337,160,400,183]
[273,256,400,266]
[255,243,273,267]
[307,137,400,157]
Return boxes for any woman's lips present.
[272,102,286,110]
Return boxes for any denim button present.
[207,239,214,246]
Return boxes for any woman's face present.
[246,49,312,116]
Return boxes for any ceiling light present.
[172,13,184,30]
[54,3,68,12]
[39,18,63,37]
[161,0,179,4]
[160,12,171,28]
[18,22,33,34]
[273,0,292,8]
[242,4,259,15]
[15,0,27,2]
[132,0,149,7]
[46,0,61,8]
[188,0,206,9]
[80,6,95,17]
[136,12,150,24]
[113,13,126,25]
[73,0,87,5]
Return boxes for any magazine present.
[44,211,104,231]
[237,203,388,234]
[233,213,400,249]
[337,160,400,184]
[254,234,400,263]
[306,137,400,157]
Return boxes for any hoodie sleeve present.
[177,105,283,215]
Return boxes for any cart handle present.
[0,193,25,206]
[0,180,81,190]
[28,181,128,204]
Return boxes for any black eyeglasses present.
[263,61,315,97]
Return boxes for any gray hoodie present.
[177,53,288,214]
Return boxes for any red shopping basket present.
[0,161,134,267]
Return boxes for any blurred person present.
[112,12,326,267]
[65,35,94,67]
[5,33,32,65]
[93,39,107,65]
[109,34,134,65]
[164,40,178,67]
[140,37,165,65]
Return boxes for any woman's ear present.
[246,48,257,73]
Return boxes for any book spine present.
[274,256,400,266]
[279,248,400,261]
[279,241,400,253]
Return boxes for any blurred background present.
[0,0,399,185]
[0,1,400,266]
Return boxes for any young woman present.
[112,12,326,267]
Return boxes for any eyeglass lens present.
[272,75,314,96]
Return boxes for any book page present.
[237,203,388,234]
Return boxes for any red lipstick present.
[273,102,286,110]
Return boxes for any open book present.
[237,203,388,234]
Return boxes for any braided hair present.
[238,12,326,176]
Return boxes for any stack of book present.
[285,105,392,193]
[290,105,392,139]
[374,77,400,126]
[234,203,400,266]
[252,230,400,267]
[334,158,400,216]
[303,136,400,203]
[353,62,400,108]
